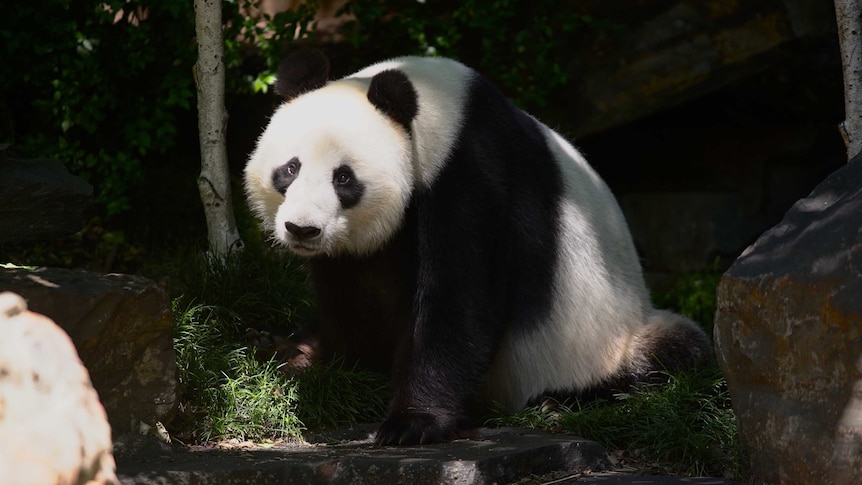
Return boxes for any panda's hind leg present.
[529,311,712,407]
[629,309,713,377]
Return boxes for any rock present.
[117,427,610,485]
[0,156,93,244]
[0,291,118,485]
[713,158,862,485]
[0,267,179,437]
[257,1,837,141]
[558,0,837,138]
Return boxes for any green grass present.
[292,358,389,431]
[169,248,388,444]
[166,243,314,331]
[172,302,298,442]
[488,367,741,478]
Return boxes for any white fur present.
[245,81,414,256]
[245,57,471,256]
[483,127,653,411]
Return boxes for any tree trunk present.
[193,0,244,258]
[835,0,862,161]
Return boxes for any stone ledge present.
[116,427,610,485]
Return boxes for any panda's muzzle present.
[284,221,322,240]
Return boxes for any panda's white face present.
[245,82,414,257]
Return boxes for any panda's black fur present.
[244,50,712,446]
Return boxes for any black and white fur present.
[244,50,711,446]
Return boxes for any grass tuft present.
[168,246,313,332]
[293,358,389,430]
[170,249,388,444]
[206,349,303,442]
[488,366,741,478]
[173,302,303,442]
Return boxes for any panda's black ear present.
[274,48,330,101]
[367,70,418,133]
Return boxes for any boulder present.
[0,156,93,244]
[714,158,862,485]
[0,291,118,485]
[0,267,178,437]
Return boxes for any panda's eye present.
[335,171,351,186]
[287,160,298,175]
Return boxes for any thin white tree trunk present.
[835,0,862,161]
[194,0,244,258]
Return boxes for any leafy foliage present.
[1,1,197,215]
[222,0,319,95]
[1,0,608,220]
[0,0,316,217]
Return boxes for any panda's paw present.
[374,409,472,446]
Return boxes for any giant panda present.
[244,49,712,446]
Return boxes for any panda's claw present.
[374,410,468,447]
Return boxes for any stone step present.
[563,472,744,485]
[116,427,610,485]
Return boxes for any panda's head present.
[244,50,419,257]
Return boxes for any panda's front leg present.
[374,332,484,446]
[374,196,502,446]
[374,296,497,445]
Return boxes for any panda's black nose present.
[285,222,321,239]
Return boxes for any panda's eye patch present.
[272,157,301,195]
[333,164,365,209]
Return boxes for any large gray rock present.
[0,292,118,485]
[0,268,178,437]
[0,156,93,243]
[714,158,862,485]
